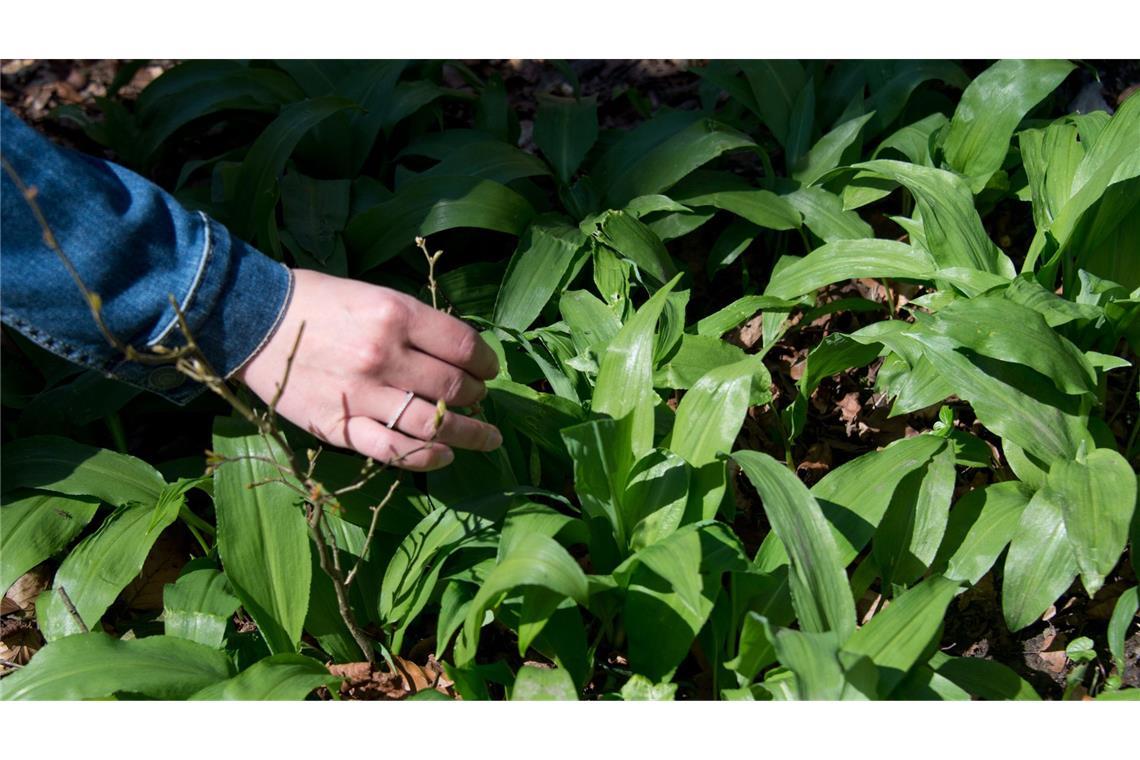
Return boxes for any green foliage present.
[8,58,1137,701]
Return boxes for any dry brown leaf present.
[2,563,52,616]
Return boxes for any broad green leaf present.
[37,484,185,640]
[1002,488,1079,632]
[864,61,969,136]
[534,94,598,184]
[625,449,691,551]
[621,674,677,700]
[163,559,241,649]
[598,116,758,208]
[668,171,800,230]
[708,218,758,274]
[843,575,960,694]
[0,633,232,701]
[874,112,948,166]
[592,274,682,455]
[562,418,635,552]
[694,295,800,337]
[786,333,881,441]
[811,434,949,565]
[784,76,815,171]
[739,60,807,145]
[232,96,357,243]
[0,491,98,593]
[654,333,754,392]
[0,435,164,506]
[212,419,310,655]
[511,664,578,701]
[346,176,536,271]
[487,379,585,459]
[853,160,1010,275]
[1108,587,1138,672]
[943,59,1075,193]
[624,522,747,681]
[901,327,1091,465]
[456,533,587,666]
[190,654,338,700]
[794,112,876,186]
[419,141,550,185]
[280,171,350,268]
[926,297,1097,396]
[934,481,1034,586]
[379,503,497,651]
[671,357,764,467]
[493,216,587,332]
[763,624,875,700]
[1020,120,1086,231]
[560,290,622,352]
[732,451,855,641]
[873,442,956,588]
[930,653,1040,701]
[592,210,678,284]
[764,239,935,300]
[1048,447,1137,595]
[1003,273,1102,327]
[135,62,302,162]
[784,186,873,242]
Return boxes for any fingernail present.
[439,446,455,465]
[486,428,503,450]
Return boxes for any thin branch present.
[56,586,89,634]
[345,477,401,587]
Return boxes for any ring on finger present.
[386,389,416,429]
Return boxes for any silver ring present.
[386,390,416,429]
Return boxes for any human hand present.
[235,269,502,471]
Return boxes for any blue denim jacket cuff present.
[105,218,294,404]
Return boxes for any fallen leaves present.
[328,655,456,700]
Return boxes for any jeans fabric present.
[1,104,293,403]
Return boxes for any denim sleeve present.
[1,105,293,403]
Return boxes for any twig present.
[56,586,89,634]
[416,236,444,310]
[0,658,25,670]
[345,478,401,587]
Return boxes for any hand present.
[235,268,502,471]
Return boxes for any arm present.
[0,105,501,470]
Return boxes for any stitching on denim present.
[2,311,104,373]
[150,211,214,347]
[225,264,296,380]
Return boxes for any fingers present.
[401,349,487,407]
[342,417,454,472]
[403,299,500,379]
[362,387,502,451]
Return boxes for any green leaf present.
[419,141,550,186]
[487,379,586,459]
[924,297,1096,396]
[592,274,682,456]
[456,533,587,666]
[1020,119,1086,231]
[873,442,956,588]
[670,357,764,468]
[1107,587,1138,672]
[1002,488,1079,632]
[853,160,1010,275]
[625,449,691,551]
[280,171,350,265]
[763,624,875,700]
[934,481,1034,586]
[621,674,677,700]
[624,522,747,681]
[163,559,241,649]
[794,112,876,187]
[864,61,969,136]
[534,94,598,184]
[592,210,678,285]
[668,171,800,230]
[493,216,587,332]
[511,665,578,700]
[597,116,758,208]
[562,418,634,553]
[37,484,185,640]
[379,504,497,652]
[232,96,358,243]
[764,239,935,300]
[784,186,873,243]
[732,451,855,641]
[346,176,536,271]
[708,218,758,275]
[0,491,98,593]
[930,654,1040,700]
[843,575,960,695]
[0,633,232,700]
[943,59,1075,193]
[654,333,755,392]
[1048,447,1137,596]
[874,112,948,166]
[694,295,799,337]
[212,418,310,655]
[739,61,807,145]
[190,654,339,700]
[0,435,165,506]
